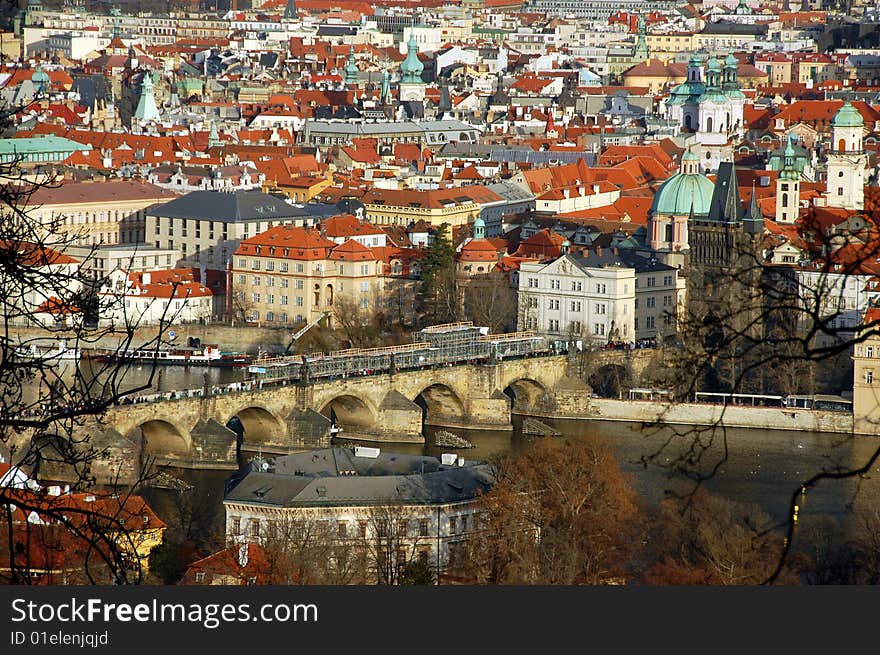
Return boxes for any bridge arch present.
[413,383,467,425]
[227,406,286,451]
[319,394,378,433]
[128,419,191,461]
[502,377,552,413]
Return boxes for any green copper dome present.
[650,169,715,217]
[832,101,864,128]
[400,31,424,84]
[707,56,722,72]
[725,51,738,68]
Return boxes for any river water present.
[32,363,880,558]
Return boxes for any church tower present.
[775,133,800,224]
[398,28,425,102]
[826,101,868,211]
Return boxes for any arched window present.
[782,193,788,207]
[685,114,692,130]
[707,116,713,132]
[838,138,846,152]
[665,223,673,243]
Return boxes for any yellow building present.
[25,178,177,246]
[232,224,382,327]
[361,186,502,229]
[853,307,880,435]
[645,32,695,55]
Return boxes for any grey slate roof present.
[145,190,312,222]
[224,447,494,507]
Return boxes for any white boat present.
[15,340,81,363]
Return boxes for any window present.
[361,264,369,275]
[267,294,275,305]
[646,316,655,329]
[528,277,538,288]
[663,295,672,307]
[338,522,348,539]
[231,516,241,534]
[596,283,606,294]
[280,279,289,288]
[571,281,582,291]
[663,275,673,286]
[868,347,874,358]
[548,299,559,310]
[251,260,261,270]
[296,297,303,306]
[867,371,874,384]
[360,281,369,292]
[594,323,605,335]
[267,277,275,287]
[280,262,289,272]
[265,261,274,271]
[549,319,559,331]
[295,279,304,289]
[252,293,260,303]
[448,516,457,534]
[296,263,304,272]
[281,295,288,305]
[249,519,260,538]
[338,264,344,275]
[419,519,429,537]
[570,301,581,312]
[252,276,260,286]
[237,274,246,284]
[647,277,656,287]
[595,303,606,314]
[550,279,561,290]
[647,297,656,308]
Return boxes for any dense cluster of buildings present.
[3,0,880,582]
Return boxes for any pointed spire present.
[283,0,297,21]
[747,182,761,220]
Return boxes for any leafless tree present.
[0,96,181,583]
[642,209,880,583]
[463,272,517,334]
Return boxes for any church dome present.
[725,51,738,68]
[650,162,715,217]
[832,101,864,128]
[400,32,424,83]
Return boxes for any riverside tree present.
[0,93,178,583]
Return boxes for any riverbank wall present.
[11,324,292,353]
[524,398,855,435]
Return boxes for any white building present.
[518,248,686,342]
[223,448,493,581]
[517,249,636,343]
[99,268,215,327]
[825,101,868,212]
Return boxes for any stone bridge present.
[79,354,601,477]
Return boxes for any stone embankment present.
[11,324,292,353]
[520,398,854,435]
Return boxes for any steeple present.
[634,15,649,61]
[400,28,424,84]
[545,108,558,138]
[344,46,358,87]
[706,162,742,224]
[133,71,159,124]
[380,67,390,104]
[283,0,297,21]
[780,133,798,180]
[208,121,221,148]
